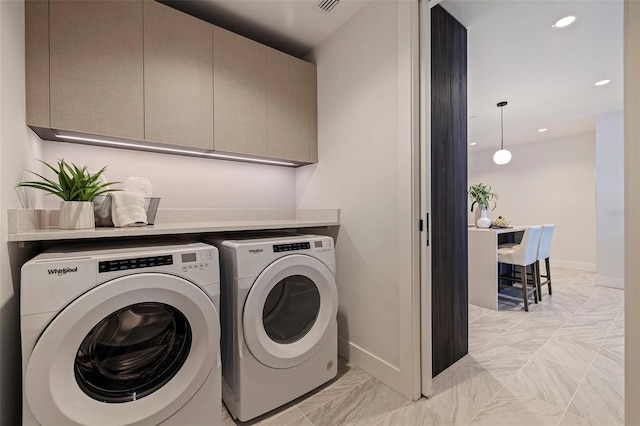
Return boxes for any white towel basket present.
[93,195,160,227]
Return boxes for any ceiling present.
[161,0,370,58]
[441,0,624,151]
[163,0,623,151]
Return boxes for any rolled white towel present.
[124,177,153,198]
[110,191,147,227]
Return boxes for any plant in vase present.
[16,159,119,230]
[469,183,498,228]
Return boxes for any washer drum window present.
[24,273,219,426]
[243,254,337,369]
[75,302,192,403]
[262,275,321,345]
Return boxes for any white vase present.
[59,201,95,230]
[476,206,492,228]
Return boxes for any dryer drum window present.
[262,275,321,344]
[74,302,192,403]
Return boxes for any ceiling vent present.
[314,0,340,14]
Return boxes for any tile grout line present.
[285,412,314,426]
[463,286,571,377]
[555,304,624,426]
[295,377,376,423]
[468,307,491,325]
[464,280,597,426]
[445,296,548,388]
[468,307,534,355]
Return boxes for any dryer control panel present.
[273,242,310,252]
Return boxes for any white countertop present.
[7,208,340,242]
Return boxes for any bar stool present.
[497,226,542,311]
[535,224,555,299]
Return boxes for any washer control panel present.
[97,249,218,278]
[314,239,334,253]
[273,242,310,252]
[180,249,216,273]
[99,255,173,273]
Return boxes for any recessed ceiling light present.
[470,142,477,146]
[595,79,611,86]
[538,128,548,132]
[553,15,576,28]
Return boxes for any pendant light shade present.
[493,149,512,164]
[493,101,511,165]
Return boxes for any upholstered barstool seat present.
[497,225,542,311]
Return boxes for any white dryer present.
[20,241,221,426]
[205,234,338,421]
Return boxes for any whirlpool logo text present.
[47,267,78,276]
[249,249,263,254]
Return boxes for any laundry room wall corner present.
[1,0,44,423]
[295,0,420,399]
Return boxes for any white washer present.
[205,234,338,421]
[20,241,221,426]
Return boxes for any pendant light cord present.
[500,105,504,150]
[493,101,511,165]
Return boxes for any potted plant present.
[17,159,119,230]
[469,183,498,228]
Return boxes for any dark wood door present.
[431,5,469,377]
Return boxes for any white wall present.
[41,142,296,209]
[596,110,624,288]
[2,1,297,422]
[297,0,418,399]
[1,1,44,423]
[468,132,596,271]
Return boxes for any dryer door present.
[243,254,337,369]
[25,273,219,426]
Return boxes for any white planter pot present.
[59,201,95,230]
[476,206,492,228]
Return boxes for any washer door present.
[25,273,219,426]
[243,254,337,369]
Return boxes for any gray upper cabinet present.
[213,28,318,163]
[266,48,317,163]
[26,1,317,165]
[49,0,144,140]
[213,26,268,157]
[25,0,49,128]
[144,1,213,150]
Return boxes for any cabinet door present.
[49,0,144,139]
[266,48,315,162]
[26,0,49,128]
[308,63,318,163]
[144,1,213,150]
[213,26,267,156]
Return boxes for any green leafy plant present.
[16,159,119,201]
[469,183,498,211]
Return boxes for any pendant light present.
[493,101,512,165]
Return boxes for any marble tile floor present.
[222,268,624,426]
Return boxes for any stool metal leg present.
[545,257,552,295]
[535,260,542,300]
[533,264,539,304]
[521,265,529,312]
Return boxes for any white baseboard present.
[551,260,596,272]
[338,337,401,391]
[595,275,625,289]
